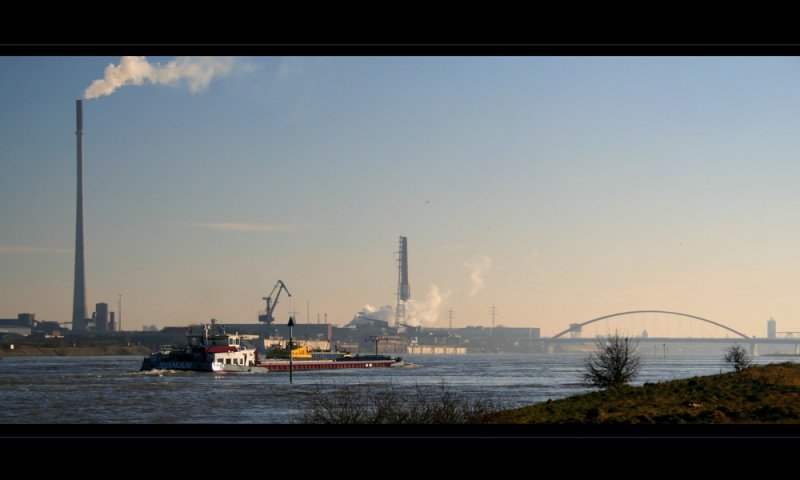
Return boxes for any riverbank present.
[485,362,800,423]
[2,345,151,356]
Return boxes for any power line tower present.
[448,309,454,334]
[395,236,410,327]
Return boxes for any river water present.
[0,353,790,423]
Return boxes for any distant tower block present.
[95,303,108,332]
[395,236,410,326]
[72,99,89,332]
[767,317,776,339]
[569,323,582,339]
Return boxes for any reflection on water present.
[0,354,791,423]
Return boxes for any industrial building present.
[133,320,542,355]
[94,303,109,332]
[0,314,33,336]
[0,313,64,338]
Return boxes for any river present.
[0,353,791,423]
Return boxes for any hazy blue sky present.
[1,56,799,337]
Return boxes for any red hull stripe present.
[254,360,395,372]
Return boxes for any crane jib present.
[260,280,291,324]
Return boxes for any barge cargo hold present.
[252,356,401,372]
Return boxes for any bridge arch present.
[552,310,750,339]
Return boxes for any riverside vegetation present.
[484,362,800,423]
[0,334,150,356]
[300,334,800,424]
[299,362,800,424]
[298,382,495,424]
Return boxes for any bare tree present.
[583,330,642,390]
[723,344,751,373]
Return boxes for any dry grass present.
[484,362,800,424]
[3,344,151,356]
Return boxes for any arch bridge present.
[552,310,750,340]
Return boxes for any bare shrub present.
[723,345,751,373]
[298,381,495,424]
[583,330,642,390]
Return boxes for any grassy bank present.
[485,362,800,424]
[2,345,151,356]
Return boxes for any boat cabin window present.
[226,358,231,365]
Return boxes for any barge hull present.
[254,359,397,372]
[141,358,401,373]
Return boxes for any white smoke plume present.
[349,285,445,328]
[84,56,235,99]
[464,255,492,296]
[404,285,444,327]
[349,304,394,326]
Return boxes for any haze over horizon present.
[1,55,799,337]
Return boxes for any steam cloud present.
[350,304,394,325]
[404,285,444,326]
[351,285,445,328]
[84,56,235,99]
[464,255,492,296]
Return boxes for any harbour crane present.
[259,280,291,325]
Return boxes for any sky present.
[1,55,799,337]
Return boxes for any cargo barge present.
[140,323,403,373]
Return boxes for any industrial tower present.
[72,100,88,332]
[395,236,410,326]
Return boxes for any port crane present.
[259,280,291,325]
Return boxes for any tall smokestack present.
[399,236,409,301]
[395,236,410,326]
[72,100,88,332]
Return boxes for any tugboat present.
[140,323,258,372]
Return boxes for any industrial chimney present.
[72,100,88,332]
[395,236,410,326]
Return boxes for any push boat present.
[140,323,404,373]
